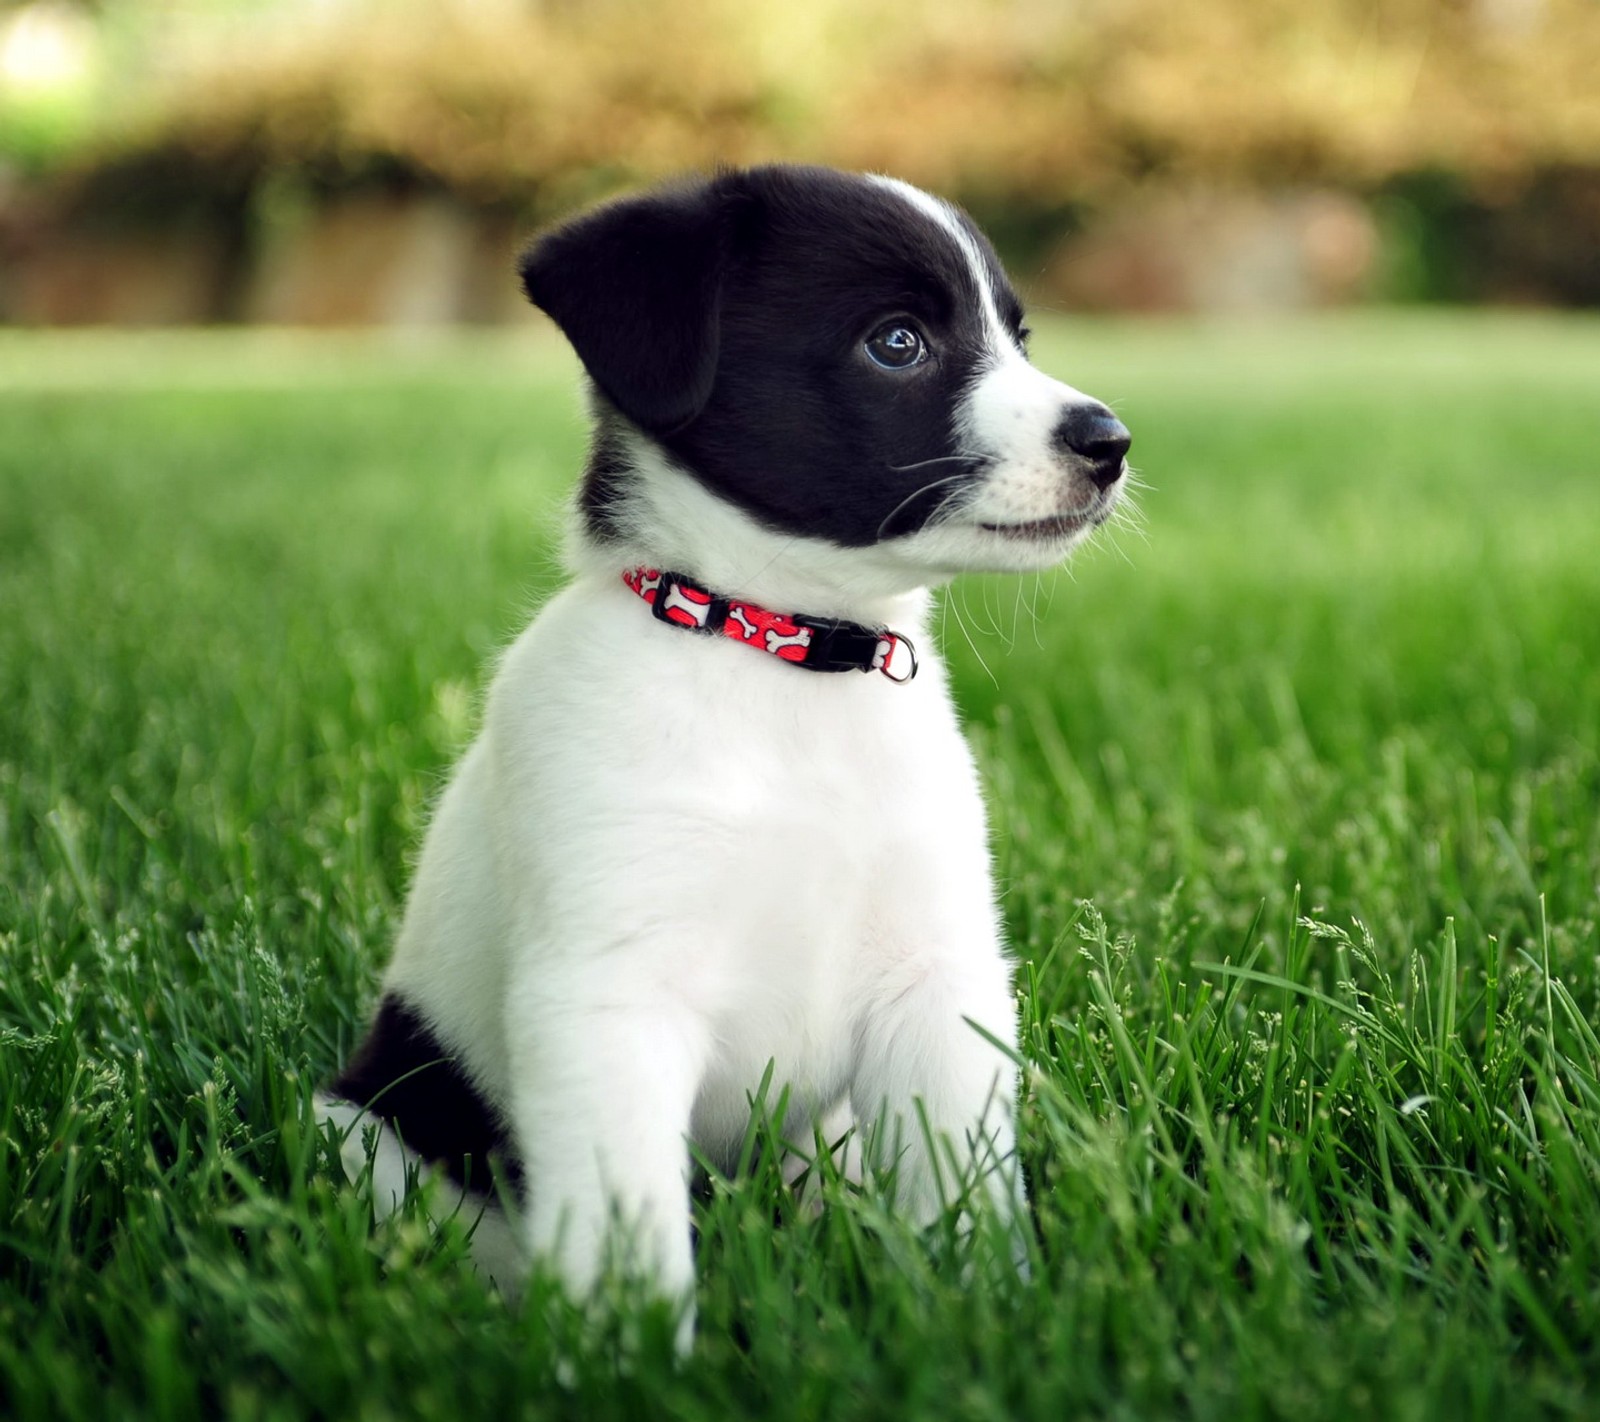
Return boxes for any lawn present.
[2,314,1598,1420]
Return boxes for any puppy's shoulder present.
[484,578,647,714]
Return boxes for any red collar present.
[623,568,918,682]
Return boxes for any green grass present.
[2,313,1598,1420]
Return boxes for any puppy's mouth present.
[978,506,1107,542]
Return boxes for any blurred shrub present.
[1378,164,1600,303]
[6,0,1600,308]
[60,0,1596,202]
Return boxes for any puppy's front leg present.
[851,959,1026,1238]
[508,982,708,1345]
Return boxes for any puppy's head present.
[521,165,1129,588]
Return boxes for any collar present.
[622,567,918,683]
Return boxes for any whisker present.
[875,471,973,540]
[1027,573,1047,652]
[972,575,1000,640]
[921,480,976,531]
[945,582,996,687]
[886,453,988,473]
[972,579,998,639]
[735,532,803,591]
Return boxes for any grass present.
[1,312,1598,1420]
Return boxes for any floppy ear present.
[519,178,731,433]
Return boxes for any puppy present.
[317,164,1129,1342]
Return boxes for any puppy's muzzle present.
[1054,404,1131,491]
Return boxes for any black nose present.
[1054,404,1131,490]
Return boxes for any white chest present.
[471,581,997,1149]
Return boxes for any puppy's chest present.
[504,586,989,1006]
[512,588,979,887]
[669,675,966,1142]
[637,661,969,950]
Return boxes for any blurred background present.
[1,0,1598,326]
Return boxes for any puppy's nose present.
[1054,404,1131,490]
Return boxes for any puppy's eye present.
[865,323,928,371]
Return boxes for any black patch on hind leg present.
[330,993,521,1199]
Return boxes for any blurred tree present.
[4,0,1599,317]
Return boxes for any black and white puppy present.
[317,164,1129,1344]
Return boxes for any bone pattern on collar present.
[622,568,918,682]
